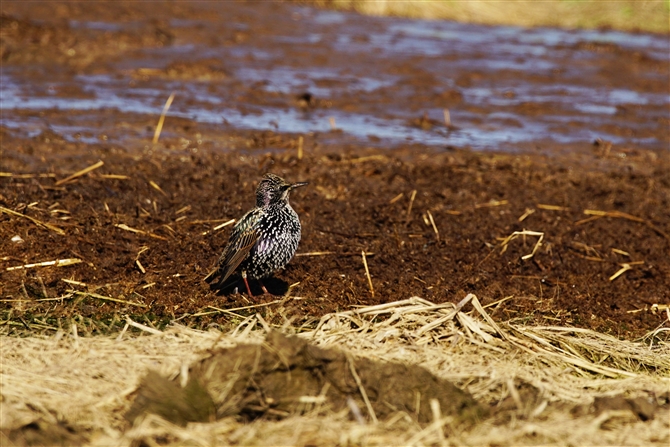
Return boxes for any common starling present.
[205,173,308,296]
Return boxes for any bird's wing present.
[205,211,260,285]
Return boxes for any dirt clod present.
[126,331,487,426]
[593,394,658,421]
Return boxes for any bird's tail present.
[204,266,238,288]
[203,268,221,284]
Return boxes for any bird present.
[205,173,308,296]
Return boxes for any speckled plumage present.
[205,173,308,295]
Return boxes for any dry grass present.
[306,0,669,34]
[1,295,669,446]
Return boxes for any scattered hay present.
[1,295,668,446]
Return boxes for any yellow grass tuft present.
[306,0,669,34]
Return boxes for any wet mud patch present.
[2,1,668,152]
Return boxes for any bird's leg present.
[258,279,270,295]
[241,271,253,297]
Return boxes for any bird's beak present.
[289,181,309,190]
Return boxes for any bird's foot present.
[257,279,275,296]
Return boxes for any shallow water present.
[1,5,668,153]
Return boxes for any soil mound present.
[126,331,486,426]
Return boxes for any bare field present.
[1,2,669,445]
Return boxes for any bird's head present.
[256,173,308,207]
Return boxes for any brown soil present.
[1,1,669,339]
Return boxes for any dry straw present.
[1,295,668,446]
[153,92,176,143]
[54,160,104,186]
[0,206,65,235]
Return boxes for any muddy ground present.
[1,1,669,339]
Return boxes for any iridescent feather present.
[205,173,308,295]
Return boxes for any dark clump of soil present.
[126,331,487,426]
[1,420,88,447]
[592,394,659,422]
